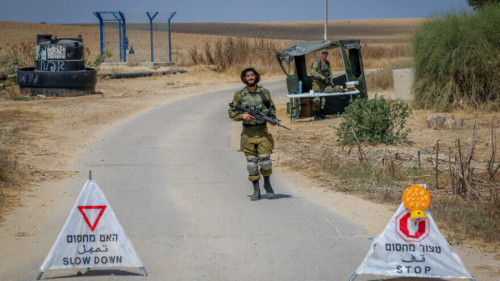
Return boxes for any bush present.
[412,5,500,111]
[336,95,412,145]
[85,48,112,70]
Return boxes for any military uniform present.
[228,67,276,200]
[311,57,332,118]
[228,86,276,181]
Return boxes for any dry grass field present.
[1,18,418,71]
[0,19,499,279]
[0,20,415,93]
[168,19,424,43]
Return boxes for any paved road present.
[5,81,373,280]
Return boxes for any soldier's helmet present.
[320,49,329,54]
[240,67,260,84]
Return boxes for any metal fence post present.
[168,12,176,63]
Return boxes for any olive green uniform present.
[228,86,276,182]
[311,58,332,111]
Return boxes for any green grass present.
[5,96,30,101]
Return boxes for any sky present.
[0,0,472,24]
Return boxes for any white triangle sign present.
[352,203,475,280]
[38,180,146,277]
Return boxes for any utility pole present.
[324,0,328,40]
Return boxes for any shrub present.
[85,48,112,69]
[336,95,412,145]
[412,5,500,111]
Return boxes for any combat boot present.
[263,176,274,198]
[320,109,326,119]
[314,112,322,121]
[251,180,261,201]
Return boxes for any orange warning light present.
[402,184,431,221]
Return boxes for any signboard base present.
[37,267,147,280]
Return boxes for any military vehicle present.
[276,40,367,120]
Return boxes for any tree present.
[467,0,499,10]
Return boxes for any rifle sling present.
[257,88,271,110]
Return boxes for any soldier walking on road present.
[228,67,276,201]
[311,49,332,120]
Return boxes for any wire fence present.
[98,12,176,63]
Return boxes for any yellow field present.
[0,19,421,74]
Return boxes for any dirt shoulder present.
[0,71,499,280]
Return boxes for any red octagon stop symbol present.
[395,210,430,242]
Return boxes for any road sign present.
[395,209,430,242]
[37,180,147,279]
[350,203,475,281]
[78,205,106,231]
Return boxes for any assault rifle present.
[320,69,335,87]
[229,103,291,131]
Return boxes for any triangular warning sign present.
[38,180,146,277]
[351,203,475,280]
[78,205,106,231]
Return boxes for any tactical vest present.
[312,59,331,81]
[241,86,271,126]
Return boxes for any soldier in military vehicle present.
[311,49,332,120]
[228,67,276,201]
